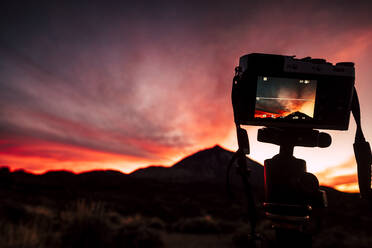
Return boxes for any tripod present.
[259,127,329,248]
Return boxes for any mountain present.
[284,111,312,120]
[131,145,264,187]
[3,145,264,189]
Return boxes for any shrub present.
[60,216,112,248]
[113,225,164,248]
[172,215,221,234]
[0,203,31,224]
[146,217,166,230]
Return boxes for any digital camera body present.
[232,53,355,130]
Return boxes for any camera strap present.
[351,87,372,200]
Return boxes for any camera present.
[228,53,371,247]
[232,53,355,130]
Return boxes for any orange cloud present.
[314,156,359,192]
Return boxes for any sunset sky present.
[0,0,371,192]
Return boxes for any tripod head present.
[257,127,332,156]
[258,127,329,210]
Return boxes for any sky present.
[0,0,371,192]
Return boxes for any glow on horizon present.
[1,123,362,193]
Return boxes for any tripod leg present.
[237,155,257,235]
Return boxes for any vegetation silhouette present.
[0,146,371,247]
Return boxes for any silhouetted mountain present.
[284,111,312,120]
[5,145,264,191]
[131,145,264,187]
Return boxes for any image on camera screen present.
[254,76,317,120]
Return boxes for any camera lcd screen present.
[254,76,317,120]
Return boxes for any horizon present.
[1,1,372,193]
[0,144,234,175]
[0,143,360,193]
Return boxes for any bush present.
[113,226,164,248]
[172,215,221,234]
[0,199,166,248]
[0,203,31,224]
[146,217,166,230]
[61,216,112,248]
[232,232,267,248]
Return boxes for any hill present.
[131,145,264,187]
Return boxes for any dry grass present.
[24,205,54,219]
[1,198,371,248]
[172,215,221,234]
[2,223,41,247]
[60,199,106,222]
[0,199,165,248]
